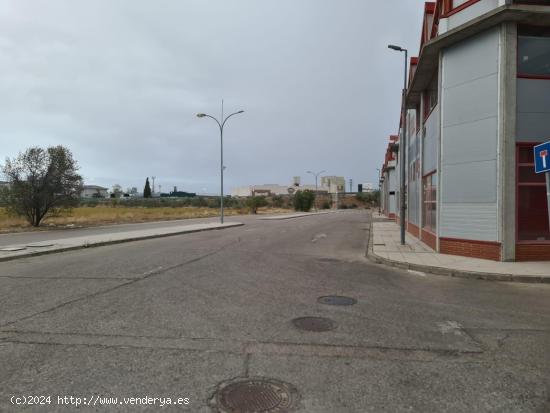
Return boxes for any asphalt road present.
[0,210,549,412]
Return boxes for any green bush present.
[246,196,268,214]
[293,190,316,212]
[321,201,331,210]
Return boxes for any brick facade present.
[515,244,550,262]
[440,238,501,261]
[421,229,437,250]
[407,222,420,238]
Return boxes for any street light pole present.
[197,107,244,224]
[388,44,408,246]
[376,168,381,214]
[306,170,326,212]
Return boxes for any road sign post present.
[534,142,550,231]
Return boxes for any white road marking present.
[311,233,327,243]
[436,321,465,336]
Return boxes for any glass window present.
[422,173,437,233]
[517,144,550,241]
[518,35,550,76]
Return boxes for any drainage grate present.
[292,316,337,332]
[216,378,298,413]
[317,296,357,306]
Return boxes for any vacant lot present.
[0,206,288,233]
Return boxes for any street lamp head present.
[388,44,404,52]
[236,110,244,114]
[196,113,206,118]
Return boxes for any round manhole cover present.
[291,316,337,332]
[317,296,357,306]
[216,378,298,413]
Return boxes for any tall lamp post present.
[388,44,408,246]
[376,168,381,214]
[197,108,244,224]
[306,170,326,212]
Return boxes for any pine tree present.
[143,177,152,198]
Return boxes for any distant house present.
[81,185,108,198]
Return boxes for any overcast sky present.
[0,0,425,194]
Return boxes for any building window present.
[423,74,438,119]
[517,144,550,242]
[422,173,437,233]
[518,27,550,78]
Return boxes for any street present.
[0,210,549,412]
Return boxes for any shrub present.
[293,190,316,212]
[246,196,268,214]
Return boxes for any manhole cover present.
[216,378,298,413]
[317,296,357,306]
[292,316,337,332]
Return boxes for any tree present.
[111,184,123,198]
[143,177,152,198]
[246,196,268,214]
[293,190,315,212]
[1,146,83,227]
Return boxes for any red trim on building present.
[421,229,437,250]
[440,237,501,261]
[441,0,482,18]
[407,222,421,238]
[517,73,550,80]
[388,213,396,219]
[516,244,550,261]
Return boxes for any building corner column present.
[499,22,517,261]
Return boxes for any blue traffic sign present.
[534,141,550,174]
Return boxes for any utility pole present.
[152,176,156,194]
[349,179,353,193]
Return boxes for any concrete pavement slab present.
[369,216,550,283]
[0,221,243,263]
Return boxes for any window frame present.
[422,171,437,234]
[516,142,550,244]
[517,26,550,80]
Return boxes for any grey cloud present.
[0,0,425,193]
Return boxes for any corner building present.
[390,0,550,261]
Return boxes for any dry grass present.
[0,206,290,233]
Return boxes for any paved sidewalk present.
[368,213,550,283]
[0,221,243,262]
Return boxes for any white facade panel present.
[440,27,500,241]
[442,117,498,164]
[442,28,499,88]
[447,0,499,32]
[442,74,499,127]
[442,160,498,203]
[440,203,498,241]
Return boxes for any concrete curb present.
[366,221,550,284]
[0,222,244,263]
[258,211,333,221]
